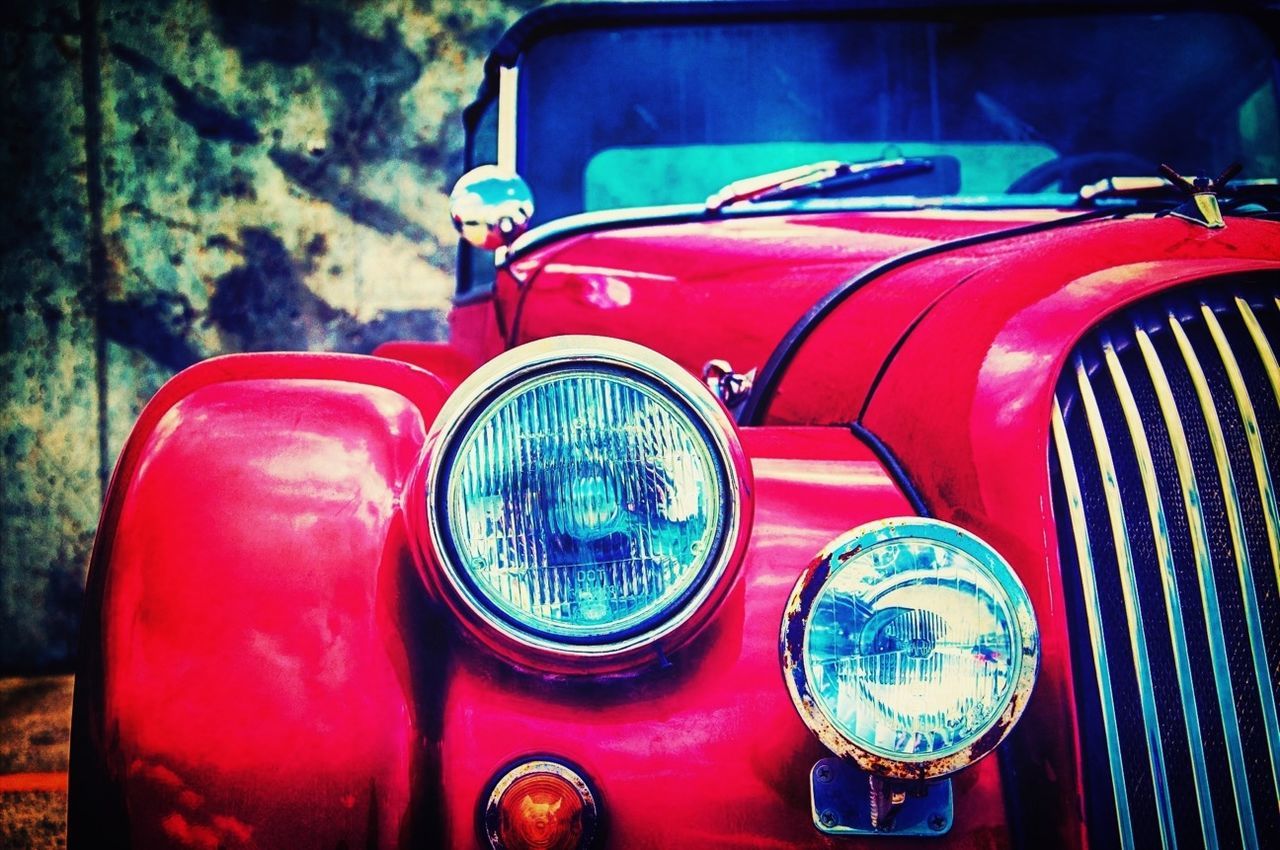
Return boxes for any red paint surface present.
[768,216,1280,425]
[72,204,1280,850]
[374,340,479,390]
[72,355,449,849]
[437,210,1280,849]
[448,295,505,366]
[502,211,1059,377]
[854,216,1280,848]
[78,345,1014,847]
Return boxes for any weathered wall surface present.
[0,0,540,671]
[1,0,96,673]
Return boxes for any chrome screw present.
[819,810,838,829]
[928,813,947,832]
[815,764,832,783]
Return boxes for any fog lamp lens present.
[484,760,599,850]
[782,518,1038,779]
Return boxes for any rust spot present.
[836,544,863,563]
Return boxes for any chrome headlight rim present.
[781,517,1039,780]
[425,335,749,663]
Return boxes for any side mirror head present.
[448,165,535,251]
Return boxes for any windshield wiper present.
[1077,175,1178,203]
[1080,175,1280,203]
[1078,164,1280,226]
[705,158,935,213]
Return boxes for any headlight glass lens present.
[803,535,1025,761]
[441,364,727,643]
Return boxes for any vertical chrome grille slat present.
[1074,356,1179,849]
[1052,400,1136,850]
[1102,338,1217,848]
[1157,318,1258,847]
[1200,305,1280,812]
[1050,279,1280,850]
[1235,298,1280,598]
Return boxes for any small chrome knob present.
[449,165,535,251]
[702,359,755,409]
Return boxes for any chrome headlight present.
[782,518,1038,779]
[426,336,749,662]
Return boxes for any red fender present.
[373,341,480,390]
[69,353,449,850]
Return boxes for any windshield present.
[497,10,1278,223]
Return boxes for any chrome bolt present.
[928,813,947,832]
[819,810,838,829]
[815,764,832,783]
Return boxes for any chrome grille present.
[1050,279,1280,850]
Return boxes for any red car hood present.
[764,215,1280,422]
[808,213,1279,850]
[503,208,1073,378]
[505,210,1280,439]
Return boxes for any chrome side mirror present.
[448,165,535,251]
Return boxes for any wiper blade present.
[705,157,935,213]
[1079,175,1280,203]
[1077,175,1176,203]
[1078,165,1280,228]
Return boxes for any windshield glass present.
[510,10,1278,223]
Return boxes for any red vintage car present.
[69,2,1280,848]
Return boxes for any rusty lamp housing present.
[781,518,1039,781]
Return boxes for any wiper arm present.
[1078,160,1280,230]
[1080,174,1280,203]
[705,157,935,213]
[1077,175,1176,203]
[1078,166,1280,227]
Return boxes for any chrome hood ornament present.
[1159,162,1241,229]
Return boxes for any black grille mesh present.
[1050,276,1280,850]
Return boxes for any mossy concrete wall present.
[1,0,541,671]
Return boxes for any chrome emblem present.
[1160,162,1241,230]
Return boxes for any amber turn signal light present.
[483,759,601,850]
